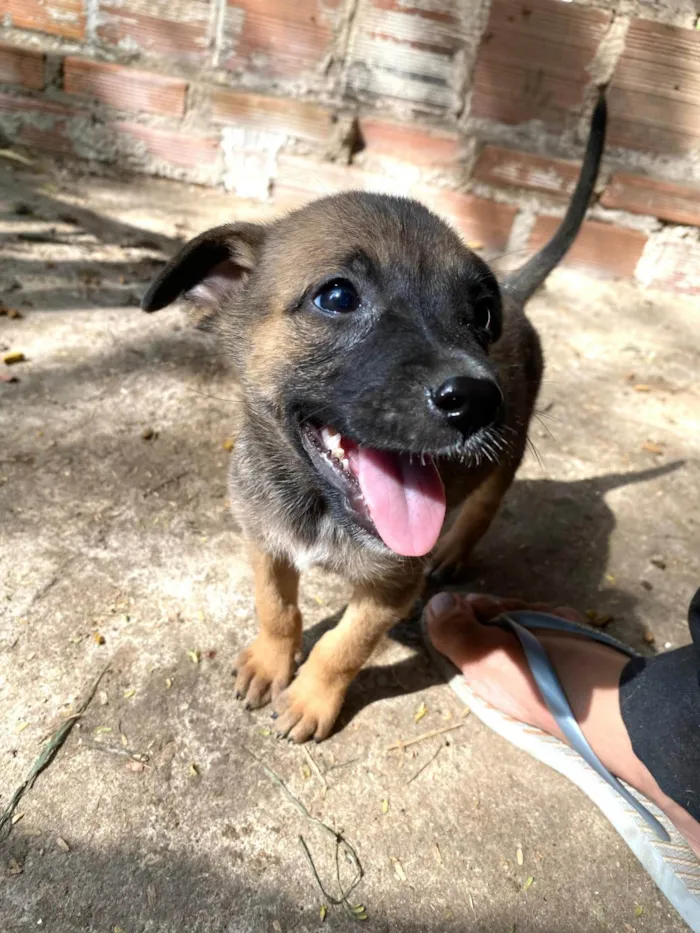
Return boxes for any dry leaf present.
[643,630,656,645]
[187,650,200,664]
[127,759,145,773]
[123,688,135,699]
[11,813,24,825]
[189,763,199,776]
[146,884,156,907]
[120,733,128,747]
[222,438,235,451]
[641,441,664,455]
[56,837,70,853]
[433,842,443,865]
[633,384,651,392]
[413,701,428,723]
[516,846,524,866]
[272,922,282,933]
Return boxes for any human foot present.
[426,592,700,859]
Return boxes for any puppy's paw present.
[272,664,347,743]
[234,635,297,709]
[427,535,472,584]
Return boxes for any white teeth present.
[342,458,349,470]
[320,426,340,449]
[332,447,345,461]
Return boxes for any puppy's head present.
[143,193,503,558]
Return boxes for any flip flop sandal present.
[421,605,700,932]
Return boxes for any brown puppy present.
[143,92,607,743]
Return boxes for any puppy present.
[142,91,607,743]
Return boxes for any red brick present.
[346,0,467,112]
[528,216,647,278]
[211,89,334,143]
[414,187,516,252]
[640,236,700,295]
[358,118,461,167]
[0,45,45,91]
[608,19,700,156]
[64,59,187,118]
[0,93,78,154]
[601,173,700,228]
[471,0,610,127]
[274,156,515,252]
[2,0,85,40]
[97,1,211,65]
[274,153,398,206]
[113,123,220,170]
[473,145,581,199]
[224,0,344,82]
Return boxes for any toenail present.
[427,592,456,618]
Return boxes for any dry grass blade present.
[386,722,464,752]
[303,746,328,794]
[0,663,110,839]
[246,748,365,921]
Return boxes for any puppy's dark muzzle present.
[432,375,503,435]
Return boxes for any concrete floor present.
[1,156,699,933]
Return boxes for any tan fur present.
[234,547,302,708]
[272,570,423,742]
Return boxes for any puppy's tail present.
[503,87,607,302]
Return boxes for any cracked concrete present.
[0,156,698,933]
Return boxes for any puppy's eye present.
[313,279,360,314]
[473,301,492,335]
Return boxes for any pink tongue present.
[354,448,446,557]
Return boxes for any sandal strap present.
[496,610,670,842]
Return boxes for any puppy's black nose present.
[432,376,503,432]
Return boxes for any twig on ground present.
[245,747,366,921]
[404,743,444,786]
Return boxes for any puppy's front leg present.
[274,573,422,743]
[234,546,302,708]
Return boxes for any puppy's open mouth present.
[301,424,446,558]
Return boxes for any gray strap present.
[496,610,670,843]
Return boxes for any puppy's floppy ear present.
[141,222,267,327]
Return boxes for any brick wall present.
[1,0,699,293]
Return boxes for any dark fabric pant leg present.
[619,588,700,822]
